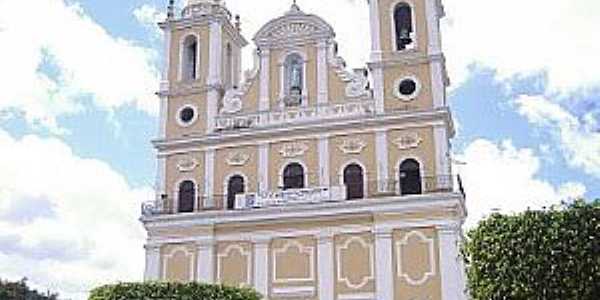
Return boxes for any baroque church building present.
[141,0,468,299]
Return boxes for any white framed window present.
[176,104,199,127]
[180,34,200,81]
[390,1,417,51]
[393,75,421,101]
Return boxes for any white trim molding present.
[336,236,375,290]
[216,244,252,286]
[396,230,436,285]
[162,245,195,281]
[272,240,316,283]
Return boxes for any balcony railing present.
[141,175,464,217]
[215,100,376,131]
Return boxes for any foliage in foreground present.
[0,278,59,300]
[89,282,262,300]
[463,200,600,299]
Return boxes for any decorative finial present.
[288,0,302,15]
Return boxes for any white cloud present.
[515,95,600,178]
[134,4,166,38]
[442,0,600,93]
[455,139,586,227]
[0,0,160,132]
[0,129,153,300]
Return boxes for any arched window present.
[394,3,413,51]
[225,43,233,89]
[344,164,365,200]
[399,159,422,195]
[182,35,198,81]
[283,53,304,106]
[283,163,305,190]
[178,180,196,213]
[226,175,245,210]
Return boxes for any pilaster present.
[317,230,335,300]
[253,237,270,299]
[374,227,394,300]
[204,149,216,207]
[196,238,216,283]
[259,49,271,112]
[434,125,451,189]
[258,143,270,193]
[318,135,330,187]
[317,41,329,105]
[375,129,389,192]
[144,244,162,281]
[206,20,223,133]
[438,223,467,300]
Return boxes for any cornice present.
[368,52,445,69]
[153,107,454,152]
[141,191,466,229]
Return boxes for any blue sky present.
[0,0,598,299]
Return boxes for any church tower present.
[143,0,467,299]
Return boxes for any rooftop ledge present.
[140,190,466,228]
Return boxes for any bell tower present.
[367,0,448,113]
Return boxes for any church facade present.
[141,0,468,299]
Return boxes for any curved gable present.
[253,5,335,48]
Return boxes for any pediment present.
[254,11,335,47]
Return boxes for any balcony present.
[141,175,465,217]
[214,100,376,131]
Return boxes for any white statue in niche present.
[345,68,370,98]
[221,87,243,114]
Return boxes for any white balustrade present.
[215,100,376,131]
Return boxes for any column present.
[204,149,215,208]
[318,231,335,300]
[375,129,389,192]
[155,157,166,198]
[253,237,270,299]
[196,239,215,283]
[207,20,223,133]
[434,125,451,189]
[438,223,467,300]
[318,135,330,187]
[144,244,161,281]
[258,143,270,194]
[317,40,329,105]
[374,227,394,300]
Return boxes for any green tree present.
[463,200,600,299]
[0,278,58,300]
[89,282,262,300]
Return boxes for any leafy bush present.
[89,282,262,300]
[0,278,59,300]
[463,200,600,299]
